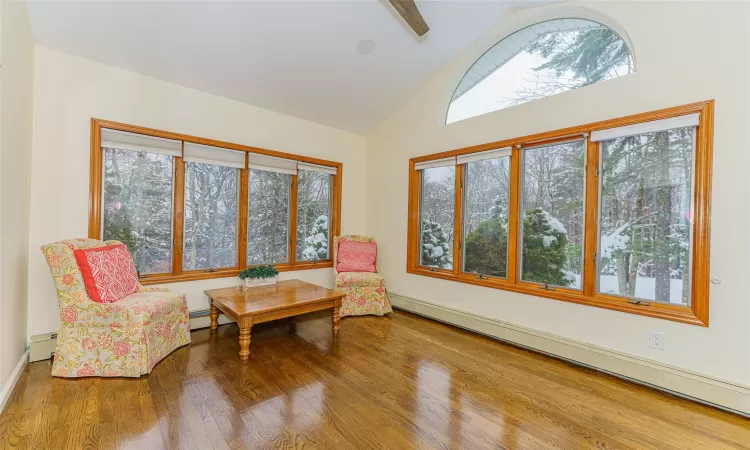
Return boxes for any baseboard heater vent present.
[190,309,210,319]
[30,332,58,363]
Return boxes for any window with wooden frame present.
[89,119,342,285]
[408,101,713,325]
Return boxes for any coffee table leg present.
[332,306,341,333]
[209,301,219,331]
[238,324,252,360]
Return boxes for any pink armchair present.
[40,238,190,378]
[333,235,393,317]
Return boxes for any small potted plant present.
[239,265,279,288]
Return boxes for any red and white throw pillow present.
[73,243,139,303]
[336,240,377,273]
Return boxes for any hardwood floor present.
[1,310,748,449]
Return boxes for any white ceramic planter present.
[244,276,277,288]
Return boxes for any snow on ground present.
[561,270,578,287]
[570,274,687,304]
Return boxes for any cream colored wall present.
[20,0,750,392]
[0,0,34,387]
[366,1,750,386]
[27,46,367,337]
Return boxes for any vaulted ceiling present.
[26,1,554,134]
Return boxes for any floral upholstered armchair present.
[41,238,191,378]
[334,235,393,317]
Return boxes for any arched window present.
[447,18,634,124]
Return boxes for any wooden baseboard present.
[0,351,29,414]
[389,292,750,416]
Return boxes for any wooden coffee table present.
[204,279,344,360]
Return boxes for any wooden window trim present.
[238,158,249,270]
[452,166,464,275]
[89,118,342,285]
[407,100,714,326]
[172,148,185,276]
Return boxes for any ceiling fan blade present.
[388,0,429,36]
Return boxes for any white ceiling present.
[26,1,551,134]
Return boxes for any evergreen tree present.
[464,198,508,277]
[302,215,329,261]
[510,26,633,104]
[421,219,451,268]
[101,182,138,251]
[296,170,331,260]
[521,142,585,288]
[522,208,572,287]
[488,197,507,221]
[528,27,633,87]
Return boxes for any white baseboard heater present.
[29,332,58,363]
[388,292,750,417]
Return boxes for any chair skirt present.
[335,272,393,317]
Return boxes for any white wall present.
[0,0,34,388]
[366,1,750,386]
[27,46,367,337]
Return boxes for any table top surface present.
[204,279,343,316]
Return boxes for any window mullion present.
[172,152,185,275]
[289,174,299,266]
[583,137,600,297]
[238,155,249,270]
[507,146,521,284]
[452,165,464,275]
[331,170,342,249]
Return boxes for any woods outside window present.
[247,169,291,266]
[520,140,586,290]
[90,119,342,284]
[408,101,713,325]
[296,167,335,262]
[418,163,456,270]
[102,145,175,275]
[462,150,510,278]
[182,143,243,271]
[447,18,634,124]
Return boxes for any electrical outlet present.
[649,331,666,350]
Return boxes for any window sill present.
[140,261,334,285]
[407,267,707,326]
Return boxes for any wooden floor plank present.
[392,311,750,449]
[1,310,748,450]
[343,315,624,448]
